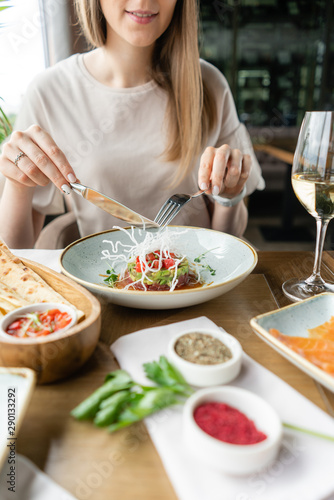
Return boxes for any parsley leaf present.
[71,357,193,431]
[70,370,134,420]
[143,356,192,394]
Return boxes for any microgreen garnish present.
[194,247,218,276]
[202,263,216,276]
[104,267,118,287]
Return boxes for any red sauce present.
[194,402,267,445]
[5,309,72,339]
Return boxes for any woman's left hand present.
[198,144,251,199]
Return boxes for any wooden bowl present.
[0,259,101,384]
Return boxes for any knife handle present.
[70,182,87,197]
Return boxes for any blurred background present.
[199,0,333,250]
[0,0,333,249]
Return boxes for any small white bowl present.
[183,386,282,475]
[168,328,242,387]
[0,303,77,342]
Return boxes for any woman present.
[0,0,264,248]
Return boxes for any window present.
[199,0,334,128]
[0,0,46,121]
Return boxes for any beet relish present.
[194,402,267,445]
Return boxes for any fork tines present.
[154,201,182,228]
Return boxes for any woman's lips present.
[125,10,158,24]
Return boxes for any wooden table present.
[16,251,334,499]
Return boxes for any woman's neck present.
[84,38,154,89]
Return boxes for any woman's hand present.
[198,144,251,199]
[0,124,77,193]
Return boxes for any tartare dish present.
[104,249,199,291]
[101,227,216,292]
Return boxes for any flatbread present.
[0,297,22,316]
[0,276,29,316]
[0,281,29,306]
[0,282,29,317]
[0,239,55,287]
[0,239,84,319]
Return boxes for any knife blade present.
[70,182,160,228]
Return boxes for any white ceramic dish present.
[183,386,282,475]
[168,327,242,387]
[60,226,257,310]
[0,302,77,342]
[250,292,334,392]
[0,367,36,471]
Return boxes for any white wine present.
[283,112,334,302]
[292,173,334,219]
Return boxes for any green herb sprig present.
[283,422,334,442]
[71,356,193,431]
[103,267,118,287]
[194,247,218,276]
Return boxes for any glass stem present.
[306,217,329,285]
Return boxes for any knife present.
[70,182,160,228]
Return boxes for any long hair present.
[74,0,216,186]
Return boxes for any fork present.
[154,189,208,228]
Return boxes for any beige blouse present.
[6,55,265,237]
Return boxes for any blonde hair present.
[74,0,216,186]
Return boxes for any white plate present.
[60,226,257,310]
[0,368,36,471]
[250,293,334,392]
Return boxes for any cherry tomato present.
[6,320,22,331]
[135,256,142,272]
[5,309,72,338]
[146,252,158,261]
[163,258,176,269]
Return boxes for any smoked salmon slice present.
[269,319,334,376]
[308,316,334,340]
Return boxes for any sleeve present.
[0,76,65,216]
[202,61,265,196]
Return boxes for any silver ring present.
[14,152,27,167]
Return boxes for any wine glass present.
[282,111,334,302]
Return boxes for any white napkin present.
[111,316,334,500]
[13,249,62,273]
[0,454,77,500]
